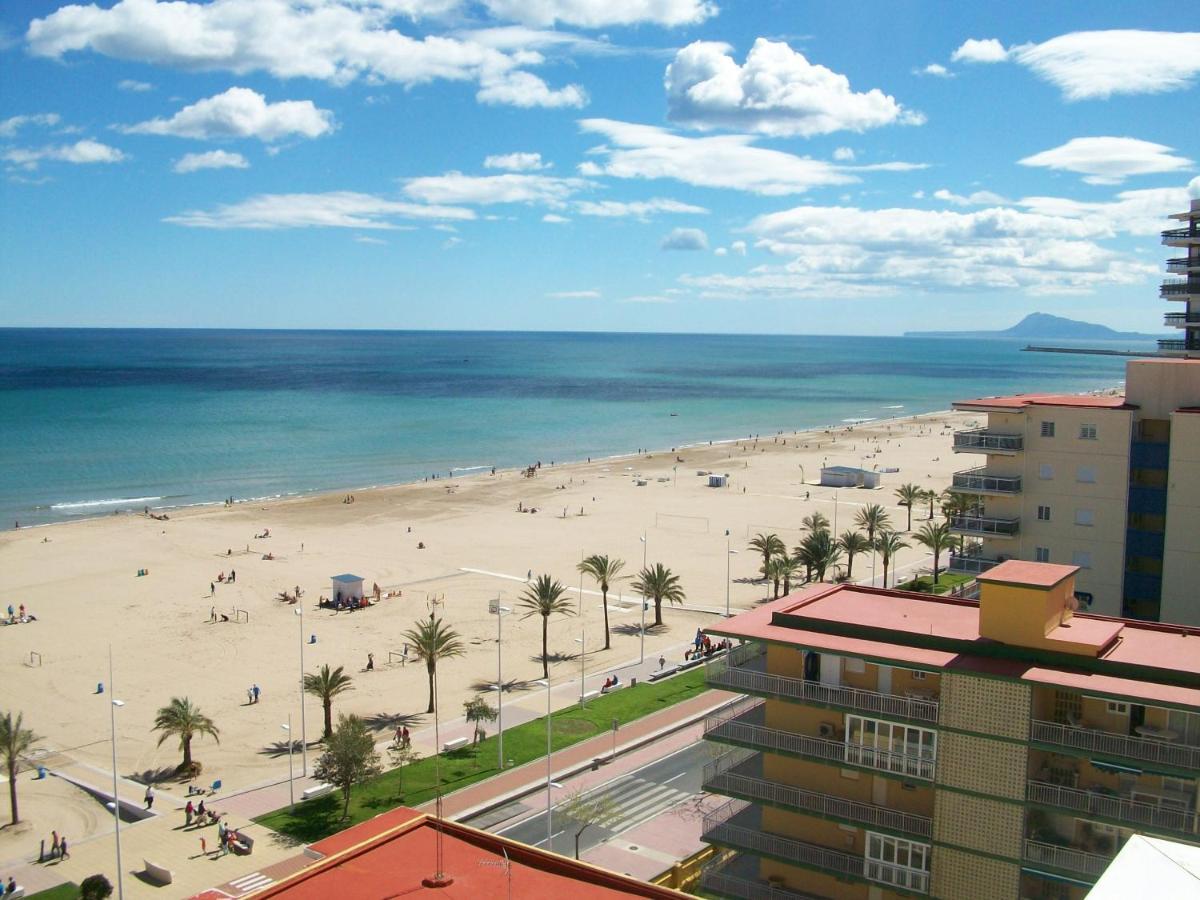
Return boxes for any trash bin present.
[37,766,47,779]
[629,676,637,688]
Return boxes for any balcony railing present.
[703,800,929,894]
[704,750,933,838]
[1164,312,1200,327]
[952,429,1024,453]
[947,550,1001,575]
[1162,228,1199,244]
[1026,780,1196,835]
[1158,339,1188,351]
[1023,839,1112,879]
[705,699,936,780]
[949,514,1020,536]
[1030,720,1200,770]
[706,645,939,723]
[952,467,1022,494]
[699,857,826,900]
[1166,256,1200,273]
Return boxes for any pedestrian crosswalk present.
[587,774,692,836]
[227,871,274,895]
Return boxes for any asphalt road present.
[482,739,711,858]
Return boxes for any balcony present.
[1026,781,1196,836]
[952,467,1022,495]
[703,799,929,895]
[1162,228,1200,245]
[1160,278,1200,297]
[1165,312,1200,328]
[699,854,828,900]
[952,429,1024,454]
[705,699,937,780]
[1030,720,1200,771]
[1158,339,1188,352]
[949,514,1020,537]
[706,644,939,724]
[947,548,1002,576]
[1129,440,1169,470]
[1166,256,1200,273]
[705,750,933,839]
[1023,839,1112,880]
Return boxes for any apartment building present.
[1159,198,1199,357]
[698,560,1200,900]
[948,357,1200,624]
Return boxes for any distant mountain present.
[905,312,1165,341]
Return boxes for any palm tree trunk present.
[654,597,663,627]
[8,761,18,825]
[932,551,940,586]
[323,701,333,740]
[181,735,193,771]
[846,553,855,579]
[343,784,351,818]
[883,559,890,589]
[601,587,611,650]
[906,506,912,531]
[541,615,549,678]
[426,665,435,714]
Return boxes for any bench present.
[8,886,24,899]
[599,683,624,695]
[442,737,470,752]
[143,860,174,885]
[581,690,600,701]
[230,831,254,855]
[301,783,333,801]
[648,665,679,681]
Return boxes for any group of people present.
[392,725,412,748]
[2,876,17,894]
[4,603,35,625]
[184,799,221,828]
[246,684,261,704]
[44,830,69,861]
[685,630,730,661]
[600,674,621,693]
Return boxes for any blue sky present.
[1,1,1198,334]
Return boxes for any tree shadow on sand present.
[258,737,318,759]
[532,650,579,667]
[611,622,669,637]
[467,678,539,694]
[133,765,183,785]
[361,711,426,734]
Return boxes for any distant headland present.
[904,312,1165,341]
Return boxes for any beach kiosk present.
[330,573,365,605]
[819,465,880,489]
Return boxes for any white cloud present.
[1017,185,1192,236]
[933,188,1007,206]
[1018,137,1194,185]
[173,149,249,173]
[164,191,475,229]
[832,147,855,162]
[26,0,586,110]
[661,227,708,251]
[574,198,707,218]
[118,78,152,92]
[542,213,570,223]
[665,39,923,137]
[950,38,1009,63]
[919,63,951,78]
[3,138,126,170]
[0,113,61,137]
[730,239,746,255]
[578,119,859,196]
[123,87,334,141]
[619,294,676,303]
[714,247,727,256]
[403,172,587,206]
[442,235,463,249]
[480,0,716,27]
[952,31,1200,100]
[680,200,1161,301]
[355,235,388,245]
[547,289,600,298]
[485,151,550,171]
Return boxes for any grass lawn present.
[895,572,974,595]
[28,884,79,900]
[256,666,710,842]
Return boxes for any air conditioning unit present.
[819,721,836,738]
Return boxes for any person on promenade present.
[50,830,58,859]
[144,785,154,809]
[58,836,68,859]
[185,799,194,826]
[658,655,666,670]
[199,836,207,856]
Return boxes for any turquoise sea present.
[0,328,1139,527]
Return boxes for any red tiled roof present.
[953,393,1132,411]
[255,810,689,899]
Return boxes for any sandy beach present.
[1,409,977,854]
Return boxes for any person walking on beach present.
[185,799,194,826]
[252,683,260,703]
[58,836,68,860]
[50,830,59,859]
[366,653,374,671]
[144,784,154,809]
[199,836,207,857]
[210,581,215,596]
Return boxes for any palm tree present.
[763,556,788,599]
[837,531,872,580]
[798,531,841,582]
[874,530,909,589]
[1,711,40,825]
[631,563,686,627]
[914,521,956,587]
[895,483,922,531]
[779,555,802,595]
[577,554,624,651]
[940,491,973,553]
[921,488,940,521]
[519,574,575,679]
[304,664,355,740]
[801,512,830,535]
[748,533,786,573]
[854,503,891,545]
[403,613,466,713]
[153,697,219,775]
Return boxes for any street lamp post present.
[536,678,552,845]
[107,649,124,900]
[638,533,647,664]
[489,595,511,770]
[282,717,295,809]
[295,606,307,776]
[575,628,586,706]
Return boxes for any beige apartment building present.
[698,560,1200,900]
[948,357,1200,624]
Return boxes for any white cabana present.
[330,573,364,603]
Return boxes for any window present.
[1035,547,1050,562]
[1080,423,1098,440]
[844,656,866,674]
[865,833,930,891]
[845,716,937,779]
[911,671,927,681]
[1039,463,1054,480]
[1041,421,1056,437]
[1072,550,1093,569]
[1038,505,1052,521]
[1077,466,1097,483]
[1075,508,1095,526]
[1106,701,1129,716]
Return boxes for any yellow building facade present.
[699,561,1200,900]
